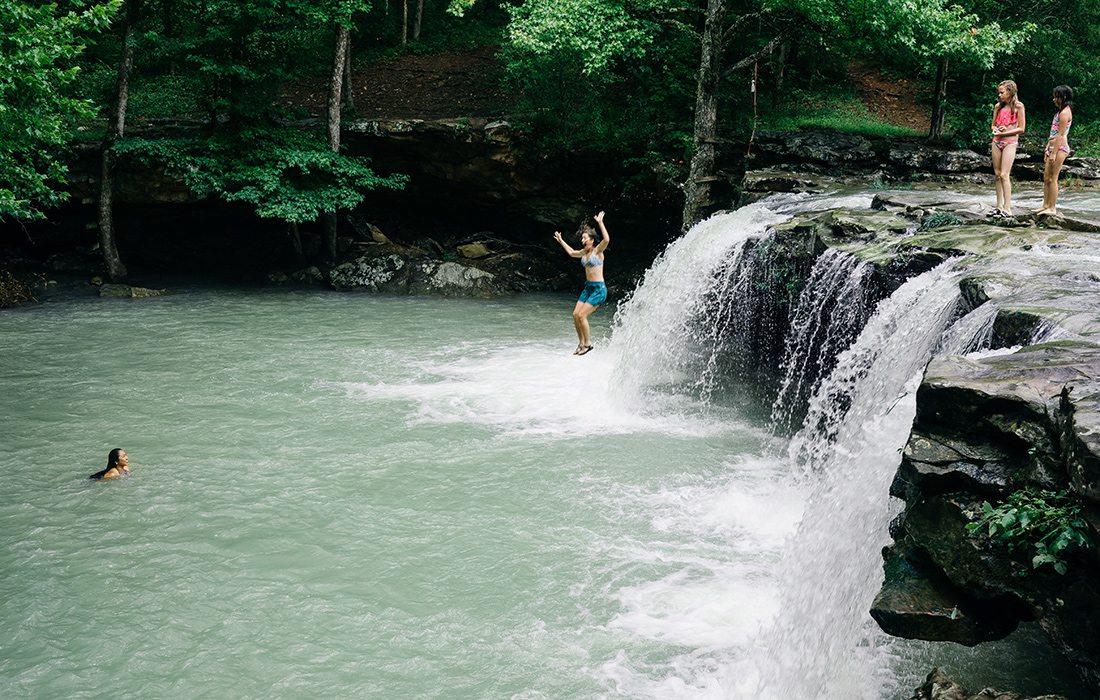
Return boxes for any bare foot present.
[1035,208,1057,216]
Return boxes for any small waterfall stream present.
[610,204,792,406]
[771,248,877,434]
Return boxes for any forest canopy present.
[2,0,1096,224]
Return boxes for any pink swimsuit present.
[992,106,1019,149]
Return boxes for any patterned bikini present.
[1046,111,1073,157]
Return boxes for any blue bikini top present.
[582,253,603,268]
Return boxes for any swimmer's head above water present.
[89,448,130,480]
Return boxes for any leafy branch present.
[966,489,1094,575]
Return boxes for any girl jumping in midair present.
[554,211,611,356]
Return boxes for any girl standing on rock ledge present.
[553,211,610,356]
[990,80,1026,217]
[1036,85,1074,216]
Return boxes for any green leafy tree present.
[773,0,1032,138]
[115,128,406,226]
[0,0,119,222]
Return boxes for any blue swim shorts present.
[578,281,607,306]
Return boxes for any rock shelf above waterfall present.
[778,194,1100,695]
[740,189,1100,694]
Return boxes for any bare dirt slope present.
[285,47,929,133]
[849,61,931,132]
[282,45,511,119]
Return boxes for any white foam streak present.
[342,341,736,438]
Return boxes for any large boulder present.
[878,343,1100,693]
[329,252,413,293]
[909,667,1069,700]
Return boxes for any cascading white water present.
[786,261,964,474]
[602,194,1032,698]
[744,261,998,699]
[609,203,792,405]
[771,248,877,433]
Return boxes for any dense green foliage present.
[3,0,1098,224]
[116,128,406,222]
[966,489,1094,575]
[0,0,118,222]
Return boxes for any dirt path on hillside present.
[849,62,930,133]
[281,45,512,119]
[284,47,930,134]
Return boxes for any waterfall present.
[771,249,878,434]
[747,260,979,698]
[609,203,792,406]
[605,196,1005,698]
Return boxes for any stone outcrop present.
[723,187,1100,692]
[321,234,567,297]
[909,668,1069,700]
[742,130,1100,203]
[878,344,1100,687]
[819,194,1100,694]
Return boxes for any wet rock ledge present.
[809,194,1100,695]
[737,189,1100,695]
[911,668,1068,700]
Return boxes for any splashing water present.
[609,204,792,406]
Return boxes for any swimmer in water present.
[89,448,130,480]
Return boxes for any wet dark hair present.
[576,221,601,245]
[1053,85,1073,109]
[89,448,125,480]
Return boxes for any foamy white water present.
[609,204,792,403]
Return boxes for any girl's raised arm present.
[594,211,610,253]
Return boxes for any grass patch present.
[758,87,922,138]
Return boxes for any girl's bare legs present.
[1038,150,1069,214]
[572,302,598,350]
[571,301,586,350]
[992,143,1006,211]
[995,143,1017,213]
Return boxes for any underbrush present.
[758,87,923,138]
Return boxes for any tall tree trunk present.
[413,0,424,41]
[324,23,351,261]
[288,222,303,258]
[401,0,408,45]
[682,0,726,232]
[771,40,789,110]
[98,0,140,282]
[929,56,949,141]
[342,38,354,110]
